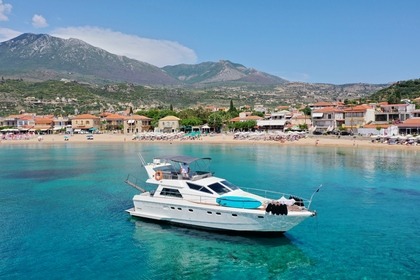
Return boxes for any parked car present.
[334,130,354,136]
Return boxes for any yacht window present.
[186,182,213,194]
[208,182,230,194]
[160,188,183,198]
[221,180,239,190]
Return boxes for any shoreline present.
[1,133,420,150]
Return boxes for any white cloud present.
[0,0,12,21]
[32,14,48,28]
[52,26,197,67]
[0,27,20,41]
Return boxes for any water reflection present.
[131,219,312,279]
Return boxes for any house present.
[411,109,420,118]
[253,104,267,114]
[311,107,344,133]
[374,103,415,123]
[53,116,71,132]
[309,101,343,111]
[33,116,54,134]
[256,111,292,131]
[102,113,125,131]
[397,118,420,135]
[16,114,36,132]
[343,105,375,133]
[229,112,262,123]
[290,113,312,128]
[124,115,152,134]
[71,114,101,133]
[158,115,180,133]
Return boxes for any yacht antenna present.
[308,184,323,209]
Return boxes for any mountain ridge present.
[0,33,288,87]
[0,33,180,85]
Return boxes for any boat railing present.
[157,170,212,181]
[125,174,147,193]
[240,187,311,207]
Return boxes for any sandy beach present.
[1,132,420,150]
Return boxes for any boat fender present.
[289,196,304,207]
[280,204,288,215]
[155,170,163,181]
[266,203,273,213]
[273,204,280,215]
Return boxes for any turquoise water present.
[0,143,419,279]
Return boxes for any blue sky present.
[1,0,419,84]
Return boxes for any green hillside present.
[369,79,420,103]
[0,79,250,116]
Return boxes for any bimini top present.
[155,155,211,164]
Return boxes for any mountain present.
[0,33,179,85]
[162,60,288,86]
[0,33,288,87]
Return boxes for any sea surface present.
[0,143,419,279]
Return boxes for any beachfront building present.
[0,115,19,128]
[309,101,344,111]
[71,114,101,133]
[343,105,375,133]
[311,107,344,133]
[256,111,291,131]
[230,112,263,123]
[374,103,415,123]
[410,109,420,118]
[16,114,36,132]
[397,118,420,135]
[33,116,54,134]
[124,115,152,134]
[290,113,312,128]
[102,113,125,132]
[158,115,180,133]
[53,116,71,133]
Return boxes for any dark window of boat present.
[216,212,221,215]
[186,182,212,194]
[188,209,193,212]
[207,182,230,195]
[232,214,238,217]
[221,180,239,190]
[160,188,183,198]
[207,211,212,214]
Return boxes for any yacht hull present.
[127,196,314,233]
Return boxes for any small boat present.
[125,154,319,234]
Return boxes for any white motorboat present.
[125,154,319,234]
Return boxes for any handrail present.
[125,174,146,193]
[138,153,146,167]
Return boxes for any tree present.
[228,120,257,131]
[180,117,202,126]
[228,99,238,114]
[301,106,311,116]
[208,112,223,132]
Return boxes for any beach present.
[1,132,420,150]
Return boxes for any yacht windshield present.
[207,182,231,194]
[221,180,239,190]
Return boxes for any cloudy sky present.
[1,0,419,84]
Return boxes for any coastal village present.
[1,99,420,145]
